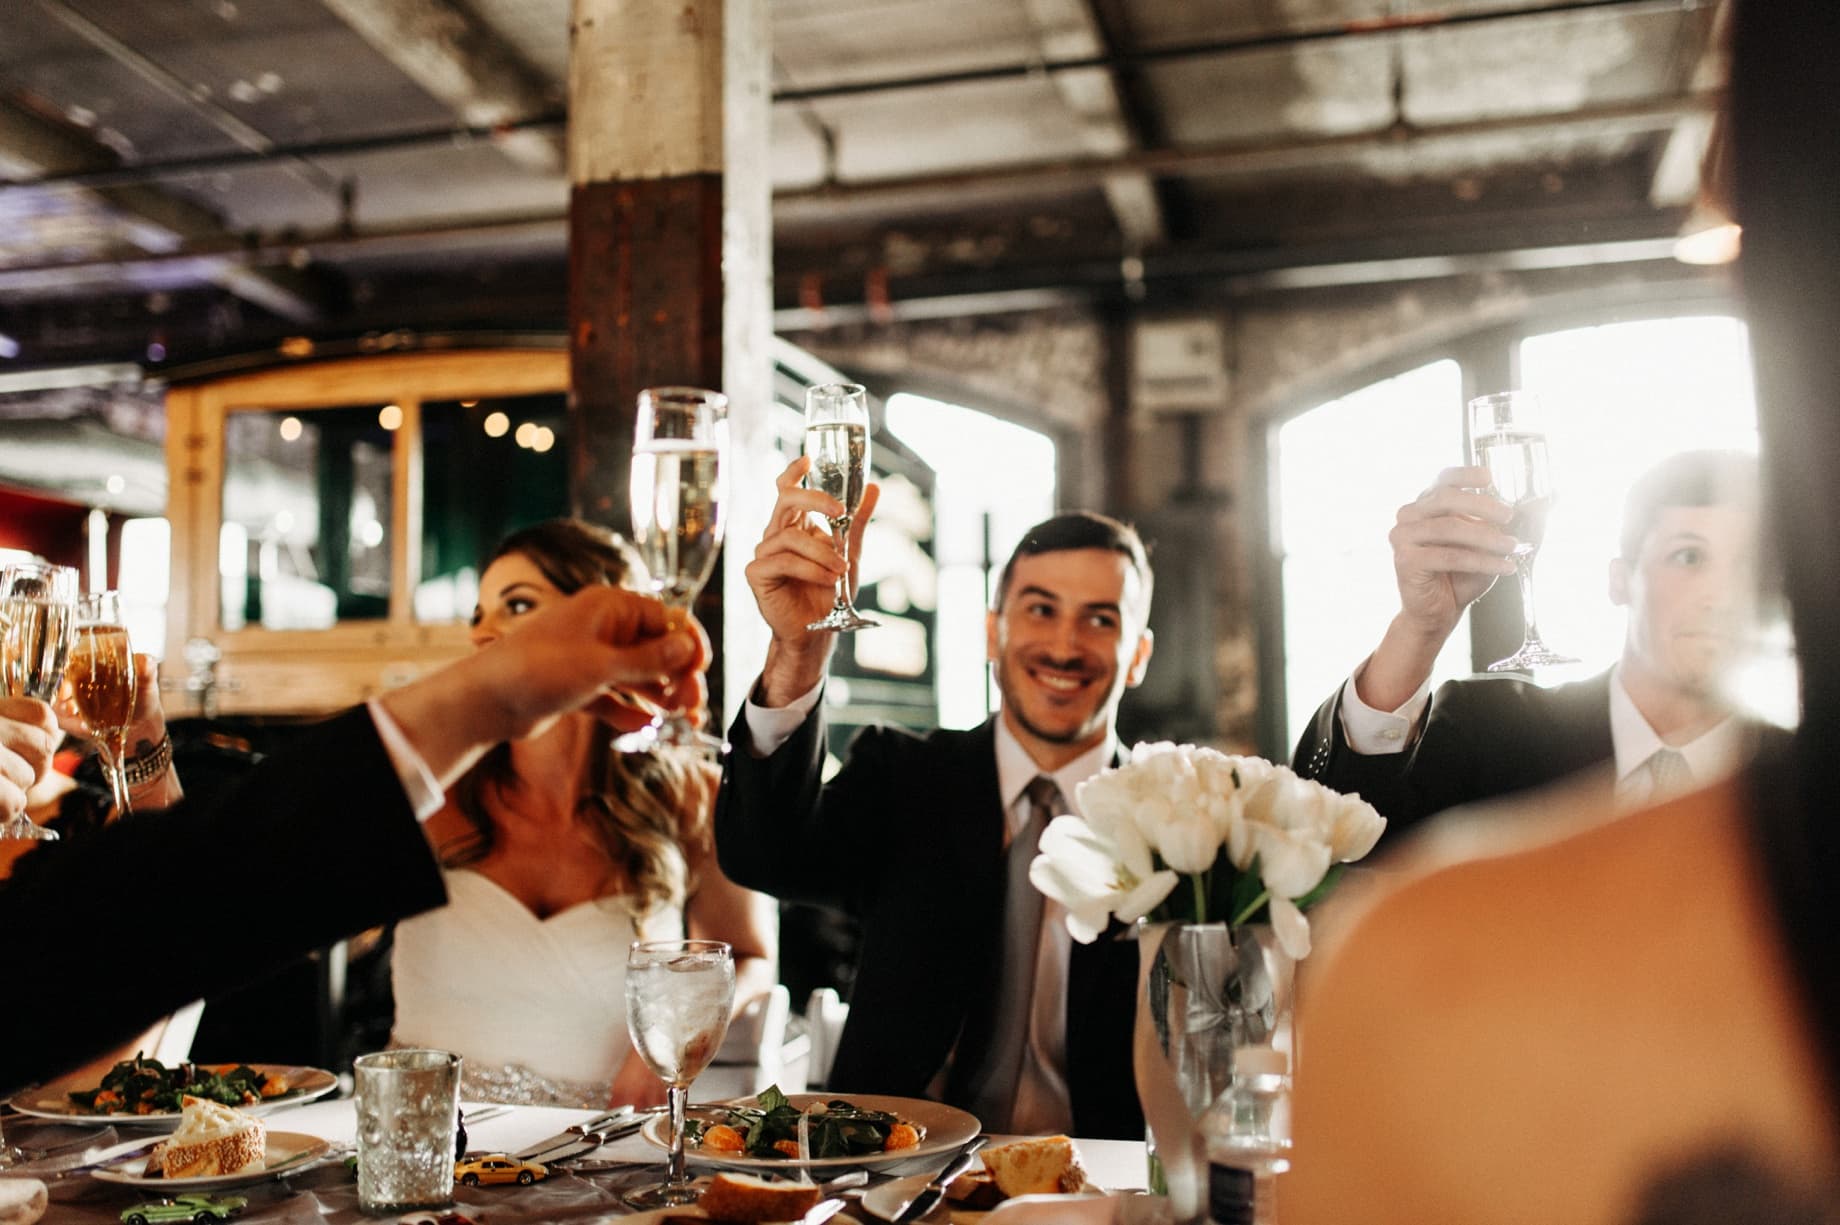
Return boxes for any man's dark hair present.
[992,510,1154,612]
[1620,450,1759,561]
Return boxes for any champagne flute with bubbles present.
[623,939,735,1209]
[1470,391,1577,671]
[617,387,727,757]
[70,591,137,816]
[0,561,77,841]
[803,382,879,632]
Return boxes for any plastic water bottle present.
[1198,1045,1292,1225]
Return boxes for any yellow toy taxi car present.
[454,1154,549,1187]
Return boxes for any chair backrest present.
[692,984,793,1099]
[152,999,207,1063]
[804,987,850,1090]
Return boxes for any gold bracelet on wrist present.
[121,733,174,787]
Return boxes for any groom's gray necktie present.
[1647,747,1693,800]
[964,774,1063,1131]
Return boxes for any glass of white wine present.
[623,939,735,1209]
[617,387,727,757]
[1469,391,1578,671]
[70,591,137,816]
[0,561,78,842]
[803,383,879,632]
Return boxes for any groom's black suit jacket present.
[1291,669,1621,838]
[715,708,1144,1140]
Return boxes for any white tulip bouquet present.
[1028,742,1387,959]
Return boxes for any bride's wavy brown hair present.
[440,518,711,919]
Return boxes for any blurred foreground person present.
[390,520,774,1107]
[0,583,708,1095]
[1284,2,1840,1222]
[1293,449,1772,841]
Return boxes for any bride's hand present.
[609,1048,670,1111]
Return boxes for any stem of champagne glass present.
[666,1082,688,1189]
[828,515,852,613]
[1516,556,1544,651]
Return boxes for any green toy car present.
[120,1192,249,1224]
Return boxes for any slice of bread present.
[154,1095,266,1178]
[695,1172,823,1223]
[977,1134,1088,1197]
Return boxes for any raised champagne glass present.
[70,591,137,816]
[0,561,78,842]
[623,939,735,1209]
[1469,391,1577,671]
[803,382,879,632]
[616,387,727,757]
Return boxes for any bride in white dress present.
[389,519,777,1107]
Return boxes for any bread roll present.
[977,1134,1088,1197]
[0,1178,48,1225]
[696,1171,823,1223]
[154,1096,266,1178]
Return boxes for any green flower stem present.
[1231,889,1270,927]
[1191,873,1209,924]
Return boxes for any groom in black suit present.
[716,462,1154,1140]
[1293,449,1765,838]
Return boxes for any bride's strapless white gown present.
[390,869,681,1107]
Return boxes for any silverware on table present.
[514,1109,653,1163]
[890,1135,989,1224]
[800,1197,852,1225]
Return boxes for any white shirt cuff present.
[1337,671,1431,755]
[742,678,824,758]
[366,697,447,822]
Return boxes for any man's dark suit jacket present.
[0,707,447,1095]
[1291,669,1619,838]
[715,706,1144,1140]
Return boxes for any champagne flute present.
[0,562,78,842]
[617,387,727,757]
[69,591,137,816]
[1469,391,1577,671]
[803,383,879,632]
[623,939,736,1209]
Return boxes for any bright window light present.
[887,393,1056,729]
[1276,360,1468,748]
[1518,316,1760,684]
[118,517,171,661]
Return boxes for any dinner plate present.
[858,1174,1113,1224]
[618,1207,866,1225]
[90,1131,333,1190]
[8,1063,339,1128]
[645,1094,981,1174]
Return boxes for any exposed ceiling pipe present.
[0,0,1713,198]
[773,0,1718,103]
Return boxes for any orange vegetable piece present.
[884,1123,920,1151]
[702,1124,745,1153]
[773,1139,801,1158]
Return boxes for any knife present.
[891,1135,989,1224]
[510,1108,636,1160]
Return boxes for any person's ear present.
[1608,557,1631,607]
[986,607,1000,664]
[1125,628,1154,688]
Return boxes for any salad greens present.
[686,1085,919,1160]
[68,1055,278,1114]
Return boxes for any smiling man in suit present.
[1292,448,1766,840]
[716,458,1154,1139]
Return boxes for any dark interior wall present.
[0,485,88,569]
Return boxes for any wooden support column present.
[567,0,772,721]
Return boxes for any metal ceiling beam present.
[773,0,1718,103]
[0,102,325,323]
[28,0,340,201]
[1019,0,1165,247]
[314,0,564,173]
[0,91,1712,299]
[773,92,1719,219]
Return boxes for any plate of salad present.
[654,1086,980,1173]
[9,1056,338,1127]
